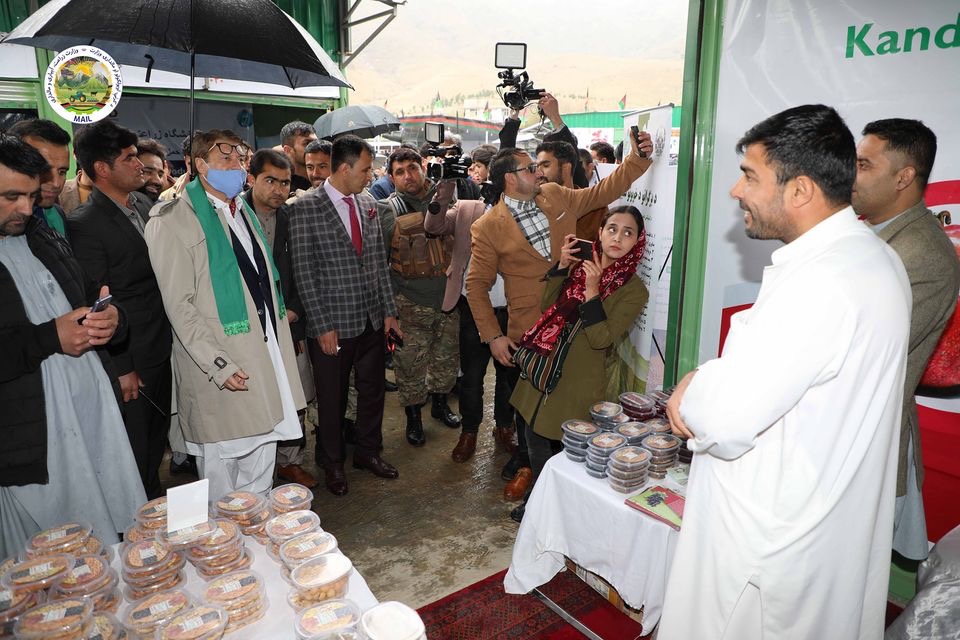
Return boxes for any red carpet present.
[417,568,648,639]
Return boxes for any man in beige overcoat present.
[146,129,306,499]
[852,117,960,560]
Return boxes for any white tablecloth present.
[503,454,683,635]
[111,539,378,638]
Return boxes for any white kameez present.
[185,196,300,498]
[658,209,911,640]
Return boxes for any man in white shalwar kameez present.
[146,130,306,500]
[660,105,911,640]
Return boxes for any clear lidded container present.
[289,554,353,608]
[154,604,228,640]
[14,597,93,639]
[559,420,599,442]
[280,531,339,570]
[161,519,219,550]
[123,588,193,637]
[269,484,314,514]
[25,522,92,557]
[1,553,72,593]
[295,599,361,639]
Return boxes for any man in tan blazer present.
[146,129,306,499]
[465,130,653,504]
[853,118,960,560]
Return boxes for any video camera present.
[495,42,543,111]
[423,122,470,182]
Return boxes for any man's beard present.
[139,185,161,202]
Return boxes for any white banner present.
[597,104,677,393]
[569,127,615,149]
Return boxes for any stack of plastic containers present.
[269,484,314,515]
[1,554,72,595]
[640,434,681,478]
[186,519,251,581]
[619,392,658,422]
[50,554,120,614]
[204,569,267,634]
[12,597,93,639]
[294,599,361,639]
[120,539,186,600]
[606,446,651,493]
[155,603,228,640]
[0,583,44,638]
[648,390,671,416]
[279,531,339,583]
[677,438,693,465]
[288,554,354,610]
[132,497,168,541]
[589,401,624,430]
[615,422,651,445]
[215,491,271,544]
[122,589,193,638]
[645,417,672,436]
[265,510,322,562]
[23,522,93,559]
[560,419,599,463]
[584,432,627,478]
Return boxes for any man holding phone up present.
[465,128,654,517]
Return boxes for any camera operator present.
[499,93,589,189]
[377,148,461,448]
[420,142,481,201]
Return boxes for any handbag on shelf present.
[512,319,582,394]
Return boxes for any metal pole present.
[188,51,195,175]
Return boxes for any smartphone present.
[573,238,594,261]
[387,328,404,352]
[78,293,113,324]
[631,125,646,158]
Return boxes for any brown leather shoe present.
[352,454,399,479]
[277,464,319,489]
[451,432,478,463]
[493,424,518,455]
[504,467,532,501]
[324,466,348,496]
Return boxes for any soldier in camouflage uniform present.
[377,148,460,446]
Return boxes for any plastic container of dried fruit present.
[360,601,426,640]
[1,553,72,592]
[25,522,92,556]
[644,418,672,434]
[588,402,623,423]
[194,548,253,581]
[584,466,607,479]
[14,596,93,639]
[120,539,178,579]
[280,531,338,569]
[270,484,314,514]
[586,432,627,454]
[295,599,361,639]
[124,523,156,544]
[161,519,219,550]
[0,585,42,625]
[187,520,242,559]
[89,611,128,640]
[605,463,649,483]
[614,422,651,444]
[559,419,598,441]
[204,569,264,613]
[640,434,680,453]
[290,554,353,605]
[155,604,228,640]
[265,510,321,544]
[135,497,168,530]
[585,449,614,466]
[619,392,656,412]
[560,435,588,450]
[122,553,185,589]
[584,457,608,474]
[122,589,192,635]
[214,491,266,522]
[608,446,651,470]
[51,554,115,596]
[564,449,587,463]
[607,475,647,494]
[123,570,187,602]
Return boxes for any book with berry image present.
[624,486,684,530]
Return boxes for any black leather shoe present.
[169,455,198,477]
[342,418,357,445]
[324,466,348,496]
[510,502,526,523]
[500,451,531,481]
[431,393,461,428]
[404,405,425,447]
[352,454,399,479]
[384,378,398,393]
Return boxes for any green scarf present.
[186,178,285,336]
[43,207,66,237]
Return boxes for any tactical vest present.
[386,194,454,279]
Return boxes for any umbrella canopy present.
[314,105,401,141]
[2,0,350,90]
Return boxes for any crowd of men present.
[0,99,957,640]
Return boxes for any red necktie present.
[343,197,362,255]
[228,199,237,218]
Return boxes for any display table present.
[504,454,683,636]
[110,539,378,638]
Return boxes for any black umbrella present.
[2,0,351,138]
[313,105,400,141]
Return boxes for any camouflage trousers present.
[394,294,460,407]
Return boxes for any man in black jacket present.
[0,135,144,556]
[244,148,317,488]
[68,120,173,500]
[9,119,71,239]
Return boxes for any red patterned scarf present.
[520,230,647,354]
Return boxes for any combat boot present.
[405,405,426,447]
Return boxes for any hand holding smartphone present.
[631,125,646,158]
[78,293,113,324]
[573,238,595,262]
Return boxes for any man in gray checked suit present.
[853,118,960,561]
[289,135,402,496]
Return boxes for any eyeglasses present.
[508,163,540,174]
[207,142,250,158]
